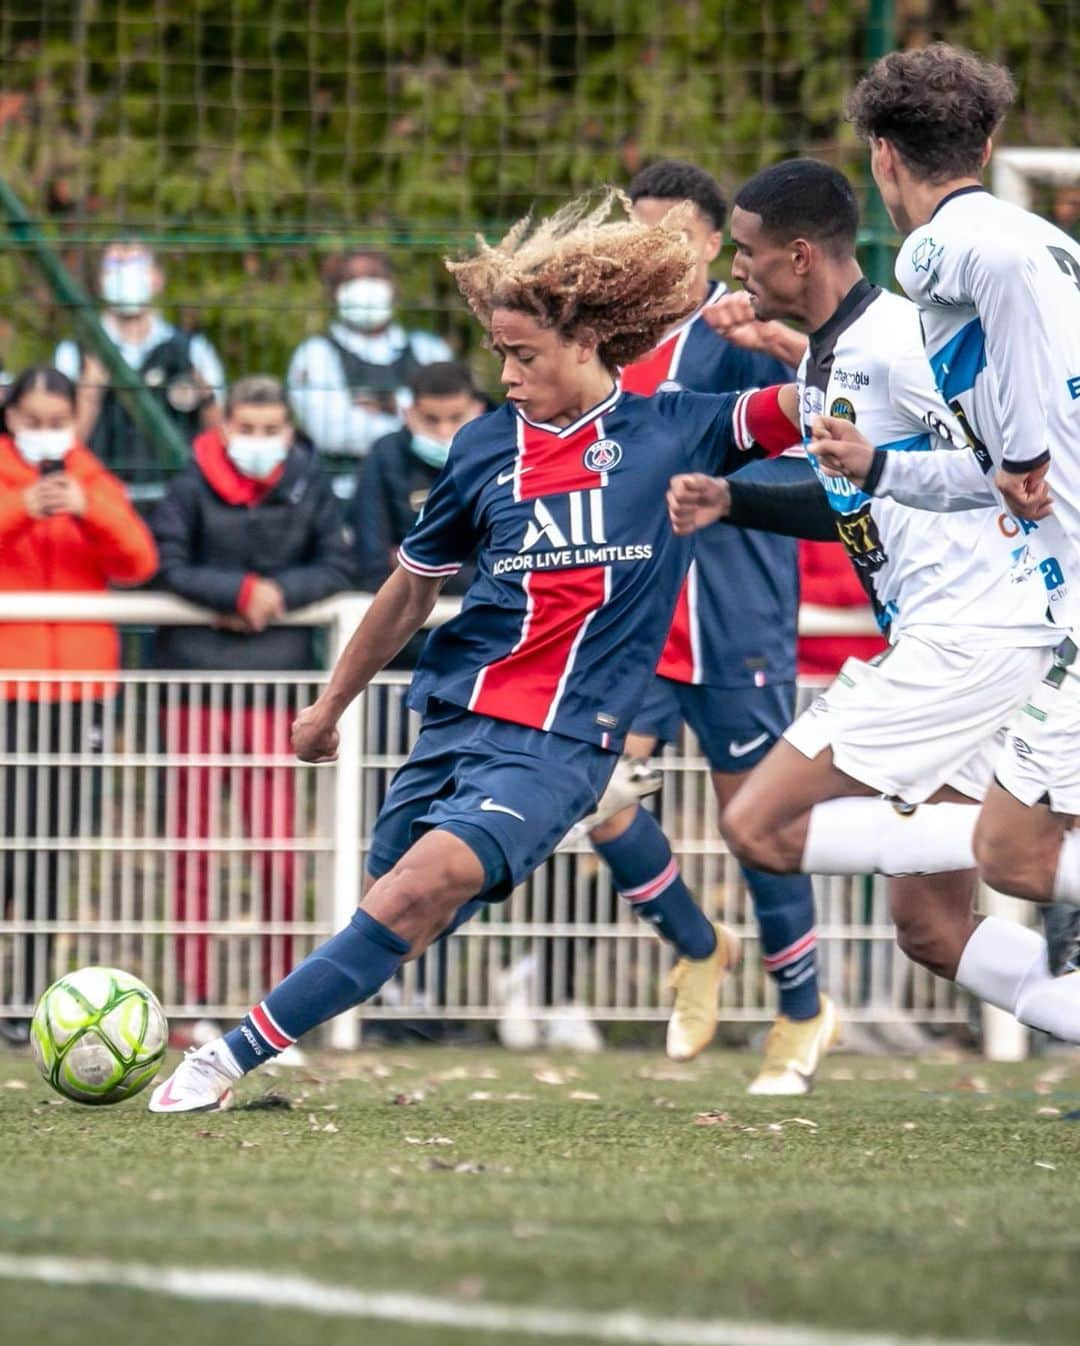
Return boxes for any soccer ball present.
[31,967,168,1105]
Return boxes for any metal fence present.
[0,593,969,1049]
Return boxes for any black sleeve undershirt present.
[724,474,841,543]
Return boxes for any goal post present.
[993,147,1080,211]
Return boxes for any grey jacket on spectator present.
[152,427,357,671]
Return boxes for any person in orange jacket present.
[0,365,157,1043]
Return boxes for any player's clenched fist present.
[808,415,875,484]
[994,460,1054,522]
[291,703,341,763]
[667,473,731,536]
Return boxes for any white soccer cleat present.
[544,1003,604,1053]
[148,1040,242,1113]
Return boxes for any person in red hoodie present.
[151,375,356,1018]
[0,365,158,1043]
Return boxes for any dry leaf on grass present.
[2,1079,28,1090]
[533,1067,581,1086]
[693,1111,731,1127]
[1036,1106,1062,1117]
[568,1090,600,1102]
[405,1135,454,1146]
[951,1075,990,1093]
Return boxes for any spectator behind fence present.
[350,361,483,664]
[797,540,885,679]
[151,375,357,1017]
[286,249,452,472]
[54,240,226,491]
[0,365,158,1043]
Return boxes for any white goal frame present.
[993,147,1080,210]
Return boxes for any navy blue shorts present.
[367,700,617,900]
[630,676,796,773]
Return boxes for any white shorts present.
[996,637,1080,814]
[785,634,1053,804]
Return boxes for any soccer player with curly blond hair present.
[150,189,783,1111]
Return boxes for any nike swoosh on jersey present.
[496,465,533,486]
[728,732,770,759]
[480,797,526,821]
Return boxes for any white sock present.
[1053,829,1080,903]
[956,915,1080,1042]
[801,798,978,875]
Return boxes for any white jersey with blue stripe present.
[895,185,1080,624]
[801,280,1055,647]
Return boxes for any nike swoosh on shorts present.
[728,732,770,759]
[480,797,526,821]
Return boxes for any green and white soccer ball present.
[31,967,168,1105]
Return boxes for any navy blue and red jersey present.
[622,283,799,687]
[399,383,753,750]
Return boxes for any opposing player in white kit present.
[822,45,1080,977]
[669,159,1080,1044]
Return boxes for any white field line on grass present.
[0,1253,1033,1346]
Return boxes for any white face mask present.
[336,277,394,332]
[101,258,155,316]
[225,433,290,481]
[14,427,74,465]
[409,432,452,470]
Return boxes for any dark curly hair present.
[628,159,727,232]
[445,189,699,370]
[847,44,1016,183]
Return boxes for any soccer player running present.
[668,159,1080,1048]
[149,191,778,1113]
[580,159,835,1093]
[814,45,1080,978]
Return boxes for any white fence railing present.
[0,592,978,1053]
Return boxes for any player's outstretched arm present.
[292,566,443,762]
[811,415,1001,515]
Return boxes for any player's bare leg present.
[973,782,1065,904]
[150,830,485,1113]
[721,739,878,874]
[974,785,1080,976]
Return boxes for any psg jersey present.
[622,283,798,687]
[399,384,754,749]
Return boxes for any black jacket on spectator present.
[152,429,358,671]
[350,429,475,595]
[349,429,475,668]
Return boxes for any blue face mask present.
[409,432,451,470]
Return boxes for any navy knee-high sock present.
[594,808,716,960]
[224,909,410,1073]
[743,867,820,1020]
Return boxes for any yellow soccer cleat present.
[746,993,840,1096]
[665,922,743,1061]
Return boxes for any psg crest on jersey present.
[584,439,622,473]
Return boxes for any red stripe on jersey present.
[620,331,680,396]
[517,419,608,501]
[470,566,609,730]
[656,562,700,684]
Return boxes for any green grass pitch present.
[1,1045,1079,1346]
